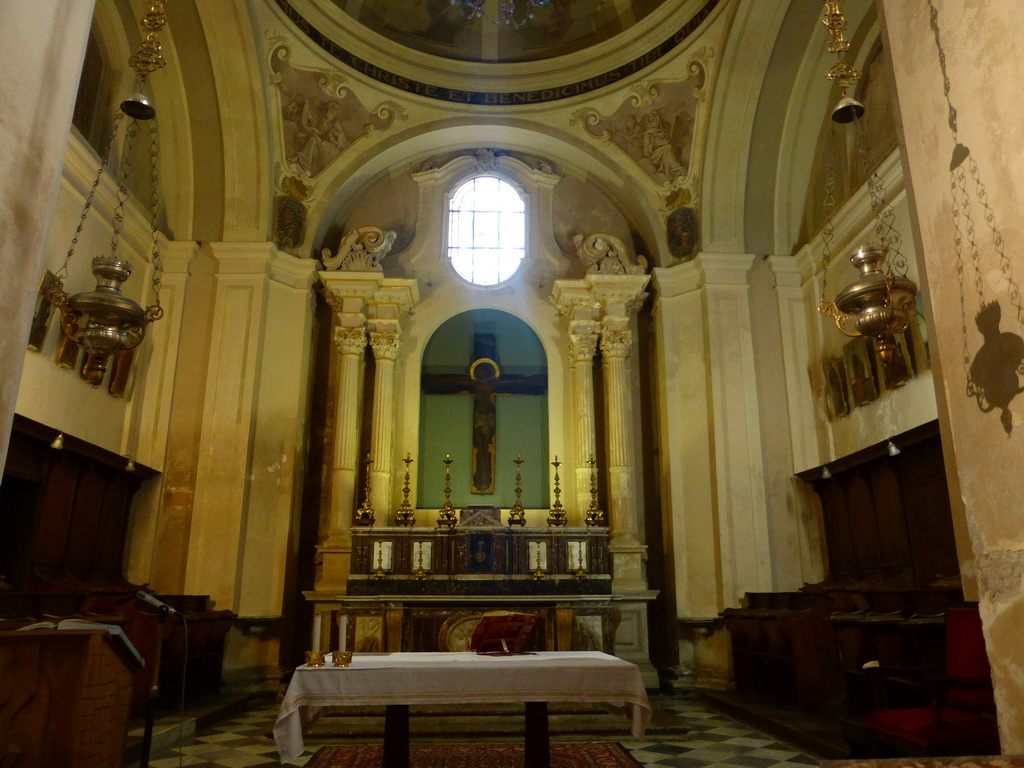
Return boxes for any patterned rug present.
[306,741,643,767]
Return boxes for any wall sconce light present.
[50,433,64,450]
[125,455,136,472]
[821,465,832,479]
[887,440,900,457]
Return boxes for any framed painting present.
[823,354,850,419]
[880,331,914,390]
[844,337,878,407]
[54,326,80,370]
[108,347,136,398]
[26,270,57,352]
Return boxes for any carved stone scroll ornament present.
[573,233,648,276]
[321,227,397,271]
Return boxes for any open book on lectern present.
[17,618,145,670]
[468,611,538,655]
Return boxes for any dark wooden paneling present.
[806,424,956,590]
[866,462,914,582]
[844,470,883,577]
[3,414,156,592]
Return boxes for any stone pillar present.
[0,2,95,471]
[880,0,1024,750]
[368,328,400,517]
[568,321,600,522]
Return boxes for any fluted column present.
[569,322,600,523]
[329,324,368,538]
[368,328,400,517]
[600,320,640,544]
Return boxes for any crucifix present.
[421,332,546,494]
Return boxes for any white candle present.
[340,614,348,652]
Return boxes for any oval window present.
[447,176,525,286]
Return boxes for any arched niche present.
[418,309,548,510]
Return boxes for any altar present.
[310,524,625,655]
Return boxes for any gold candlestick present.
[585,456,604,527]
[372,544,386,580]
[530,545,545,581]
[574,541,588,580]
[436,454,457,528]
[395,453,415,527]
[354,454,375,526]
[508,452,526,527]
[414,546,427,580]
[546,455,567,527]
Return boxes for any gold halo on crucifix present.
[469,357,501,381]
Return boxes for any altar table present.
[273,650,651,766]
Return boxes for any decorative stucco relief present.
[320,226,397,272]
[269,42,406,179]
[573,233,647,276]
[570,64,708,193]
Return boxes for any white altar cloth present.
[273,651,651,761]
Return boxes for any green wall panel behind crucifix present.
[418,309,548,509]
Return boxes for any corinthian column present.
[569,322,600,522]
[330,324,368,538]
[600,322,640,544]
[368,328,400,517]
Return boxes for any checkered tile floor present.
[144,695,821,768]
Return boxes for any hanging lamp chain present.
[128,1,168,78]
[818,124,839,315]
[146,117,164,320]
[821,1,861,95]
[55,111,127,284]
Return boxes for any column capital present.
[568,320,600,362]
[369,329,401,361]
[600,327,633,359]
[334,325,366,355]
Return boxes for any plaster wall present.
[880,0,1024,750]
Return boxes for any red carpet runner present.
[306,741,643,767]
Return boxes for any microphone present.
[136,590,178,616]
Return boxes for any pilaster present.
[700,253,772,604]
[184,243,274,609]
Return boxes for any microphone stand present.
[139,605,170,768]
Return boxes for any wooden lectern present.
[0,629,142,767]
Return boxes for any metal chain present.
[110,118,139,259]
[819,123,838,306]
[146,117,164,320]
[856,119,906,275]
[57,111,126,281]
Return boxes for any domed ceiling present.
[324,0,668,63]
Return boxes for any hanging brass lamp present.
[48,1,167,387]
[821,245,917,363]
[816,0,917,365]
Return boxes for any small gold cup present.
[332,650,353,667]
[305,651,327,667]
